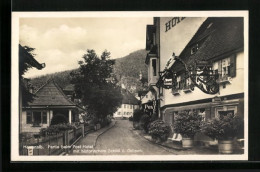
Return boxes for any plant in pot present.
[148,119,171,143]
[202,113,244,154]
[173,111,202,148]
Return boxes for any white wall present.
[141,91,155,104]
[113,104,138,118]
[160,17,207,72]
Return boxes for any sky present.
[19,17,153,78]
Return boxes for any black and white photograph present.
[11,11,248,161]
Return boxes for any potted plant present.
[173,111,202,148]
[148,119,171,143]
[202,113,244,154]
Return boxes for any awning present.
[164,102,212,115]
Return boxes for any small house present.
[20,79,85,134]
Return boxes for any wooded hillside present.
[29,49,148,93]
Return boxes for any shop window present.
[42,111,47,124]
[218,110,234,119]
[152,59,157,76]
[198,108,206,121]
[26,111,32,124]
[215,106,237,119]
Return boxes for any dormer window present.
[191,44,199,55]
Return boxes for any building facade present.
[113,89,139,119]
[145,17,245,143]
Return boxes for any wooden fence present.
[19,126,83,155]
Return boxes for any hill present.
[29,49,148,93]
[113,49,148,79]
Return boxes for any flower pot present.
[218,140,233,154]
[182,138,194,148]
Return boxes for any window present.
[152,59,157,76]
[213,55,236,78]
[176,76,181,89]
[26,111,47,125]
[42,112,47,124]
[118,112,121,115]
[26,111,32,124]
[124,105,126,108]
[218,110,234,119]
[215,106,237,119]
[191,44,199,54]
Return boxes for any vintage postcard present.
[11,11,248,161]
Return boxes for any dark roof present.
[121,89,139,105]
[171,17,244,72]
[28,79,77,107]
[19,44,45,70]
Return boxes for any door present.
[33,112,41,126]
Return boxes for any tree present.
[71,49,123,121]
[19,45,36,106]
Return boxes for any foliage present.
[133,109,144,122]
[173,111,202,138]
[30,69,75,91]
[114,49,148,79]
[148,120,171,142]
[139,114,150,133]
[150,113,158,122]
[71,49,123,121]
[40,123,75,136]
[202,113,244,140]
[50,114,68,125]
[19,45,36,106]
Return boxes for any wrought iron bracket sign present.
[174,56,219,94]
[156,54,219,95]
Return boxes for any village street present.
[70,120,176,155]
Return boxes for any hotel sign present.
[165,17,185,32]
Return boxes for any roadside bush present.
[148,120,171,142]
[50,114,68,125]
[40,123,75,136]
[150,113,158,122]
[139,114,150,133]
[133,109,143,122]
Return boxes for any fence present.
[19,126,83,155]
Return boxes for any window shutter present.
[230,55,236,77]
[218,61,222,76]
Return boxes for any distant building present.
[21,79,85,133]
[113,89,139,119]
